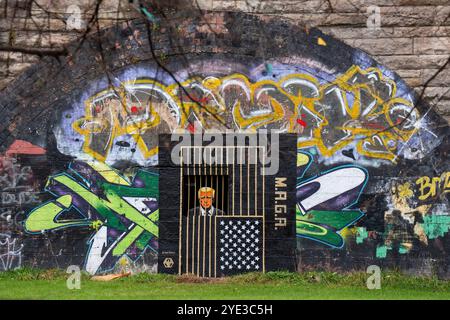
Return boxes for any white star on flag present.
[217,217,263,274]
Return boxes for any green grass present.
[0,268,449,300]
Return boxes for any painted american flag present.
[217,217,263,275]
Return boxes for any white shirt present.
[200,206,215,216]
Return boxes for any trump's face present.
[199,189,214,209]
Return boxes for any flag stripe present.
[179,146,265,277]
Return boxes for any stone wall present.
[0,7,448,277]
[1,0,449,123]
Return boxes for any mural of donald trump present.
[189,187,224,216]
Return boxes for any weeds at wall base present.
[0,268,449,292]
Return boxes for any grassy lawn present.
[0,269,449,300]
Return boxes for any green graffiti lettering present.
[356,227,369,244]
[25,162,160,274]
[51,175,158,235]
[421,214,450,240]
[25,195,91,233]
[296,209,363,247]
[112,210,159,256]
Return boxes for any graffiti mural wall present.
[0,11,448,276]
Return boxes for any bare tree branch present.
[0,45,67,56]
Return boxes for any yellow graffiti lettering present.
[416,174,449,201]
[72,66,419,163]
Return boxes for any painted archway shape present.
[0,11,448,276]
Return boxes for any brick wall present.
[0,0,140,88]
[202,0,450,123]
[1,0,449,123]
[0,6,448,277]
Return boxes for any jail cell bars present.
[178,146,266,277]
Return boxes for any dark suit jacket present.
[187,206,225,216]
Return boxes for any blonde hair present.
[198,187,215,199]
